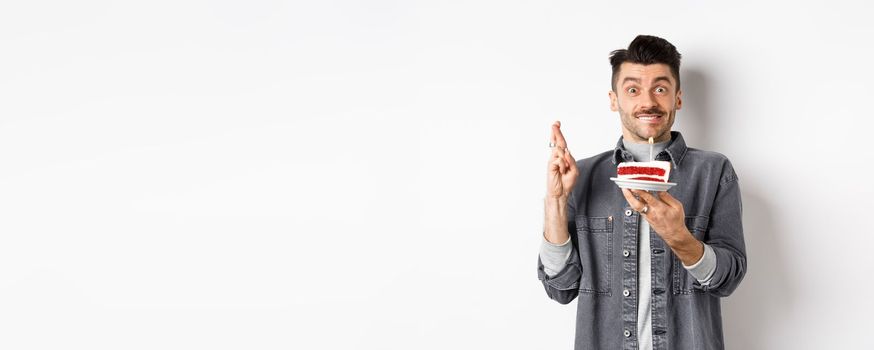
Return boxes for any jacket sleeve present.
[537,219,582,305]
[697,160,747,297]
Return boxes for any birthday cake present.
[616,161,672,183]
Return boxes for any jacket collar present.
[612,131,689,169]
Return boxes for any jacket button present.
[623,250,630,257]
[623,289,630,297]
[623,330,631,337]
[624,210,633,216]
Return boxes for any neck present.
[622,137,671,162]
[622,131,672,144]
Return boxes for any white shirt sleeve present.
[682,243,717,286]
[539,235,572,277]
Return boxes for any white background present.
[1,1,872,349]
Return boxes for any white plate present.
[610,177,677,192]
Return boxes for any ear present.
[609,90,618,112]
[675,89,683,110]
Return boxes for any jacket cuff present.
[540,236,572,277]
[682,243,717,286]
[537,254,581,291]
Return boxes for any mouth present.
[635,114,663,123]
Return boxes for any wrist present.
[544,195,569,218]
[668,229,704,266]
[543,195,570,244]
[662,226,691,245]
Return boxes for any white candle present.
[648,137,654,161]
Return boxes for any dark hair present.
[609,35,682,91]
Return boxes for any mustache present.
[635,108,667,116]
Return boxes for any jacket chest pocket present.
[575,215,613,295]
[672,215,710,294]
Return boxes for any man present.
[538,35,746,350]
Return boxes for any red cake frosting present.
[616,161,671,183]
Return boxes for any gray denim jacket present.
[537,132,747,350]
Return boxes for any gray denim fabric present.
[537,132,747,350]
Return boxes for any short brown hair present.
[609,35,682,91]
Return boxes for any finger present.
[548,156,558,171]
[621,188,645,211]
[550,145,563,160]
[551,155,567,174]
[551,121,569,149]
[550,121,560,145]
[564,149,578,175]
[548,152,561,170]
[657,191,683,209]
[631,189,667,210]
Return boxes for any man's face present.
[609,62,682,143]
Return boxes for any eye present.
[627,87,638,94]
[655,87,666,93]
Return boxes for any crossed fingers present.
[549,121,576,174]
[551,121,568,150]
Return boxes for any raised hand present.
[546,121,579,199]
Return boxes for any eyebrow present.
[621,76,674,86]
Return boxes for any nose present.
[640,91,656,109]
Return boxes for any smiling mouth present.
[636,114,662,121]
